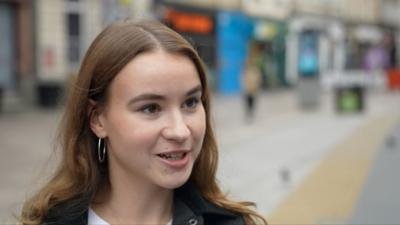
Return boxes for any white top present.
[88,208,108,225]
[88,207,172,225]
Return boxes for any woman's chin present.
[158,173,191,190]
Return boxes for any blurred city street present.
[2,0,400,224]
[1,88,399,224]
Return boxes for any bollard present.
[386,136,396,150]
[280,167,291,184]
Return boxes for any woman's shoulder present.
[41,199,89,225]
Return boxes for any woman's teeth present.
[158,153,185,160]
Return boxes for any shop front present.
[154,2,218,90]
[252,19,287,89]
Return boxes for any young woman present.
[20,20,267,225]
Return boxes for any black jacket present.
[43,183,245,225]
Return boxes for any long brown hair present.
[20,20,267,225]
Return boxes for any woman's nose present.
[162,111,190,142]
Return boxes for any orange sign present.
[166,9,213,34]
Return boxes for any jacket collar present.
[174,182,237,218]
[43,197,89,225]
[172,182,239,225]
[44,182,237,225]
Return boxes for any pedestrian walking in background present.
[242,46,262,122]
[19,20,267,225]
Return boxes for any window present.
[67,13,80,63]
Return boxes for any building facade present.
[0,0,34,110]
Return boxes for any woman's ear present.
[88,99,107,138]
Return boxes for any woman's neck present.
[92,169,173,225]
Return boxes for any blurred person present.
[19,20,267,225]
[242,44,262,122]
[383,31,397,69]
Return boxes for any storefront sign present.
[165,8,213,34]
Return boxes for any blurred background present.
[1,0,400,224]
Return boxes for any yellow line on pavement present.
[268,113,400,225]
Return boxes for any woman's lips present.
[156,150,190,168]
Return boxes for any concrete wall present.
[290,0,379,24]
[81,0,103,66]
[132,0,154,20]
[36,0,66,81]
[36,0,103,81]
[293,0,340,17]
[338,0,380,24]
[242,0,292,20]
[380,0,400,27]
[163,0,241,10]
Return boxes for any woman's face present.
[92,50,206,189]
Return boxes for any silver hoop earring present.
[98,138,106,163]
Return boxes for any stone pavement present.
[348,123,400,224]
[1,89,400,224]
[214,90,400,224]
[267,112,400,224]
[0,109,62,223]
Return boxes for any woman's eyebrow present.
[186,84,202,96]
[128,84,202,105]
[128,94,165,105]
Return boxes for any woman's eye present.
[184,97,200,109]
[139,104,161,114]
